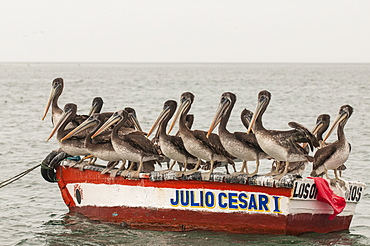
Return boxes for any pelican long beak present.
[88,101,100,117]
[147,105,171,137]
[206,98,229,138]
[91,112,121,139]
[302,121,324,148]
[46,108,72,141]
[168,98,190,134]
[60,116,96,142]
[128,112,143,132]
[311,121,324,136]
[246,97,266,134]
[323,111,348,143]
[42,86,57,121]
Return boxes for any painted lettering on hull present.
[292,182,318,200]
[345,185,363,202]
[170,190,282,213]
[292,180,364,202]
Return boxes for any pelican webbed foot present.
[126,161,144,179]
[263,170,279,177]
[231,161,249,176]
[120,161,136,178]
[79,161,91,171]
[231,172,247,176]
[128,170,141,179]
[109,161,127,177]
[272,161,290,180]
[110,167,123,177]
[183,159,201,177]
[264,160,281,177]
[175,171,185,178]
[76,155,97,171]
[120,170,130,178]
[331,178,346,188]
[183,169,200,176]
[158,160,176,174]
[329,170,346,187]
[201,161,215,181]
[101,161,120,175]
[201,171,213,181]
[247,171,258,177]
[247,159,260,177]
[272,173,285,180]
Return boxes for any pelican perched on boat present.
[88,97,104,117]
[61,113,124,176]
[147,100,199,175]
[61,106,145,175]
[152,114,195,170]
[278,114,331,176]
[304,113,345,176]
[42,78,65,125]
[46,103,90,158]
[92,110,162,179]
[42,78,103,128]
[240,108,254,130]
[311,105,353,181]
[247,90,318,179]
[273,114,333,176]
[207,92,268,176]
[125,107,143,131]
[169,92,235,180]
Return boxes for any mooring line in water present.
[0,164,41,188]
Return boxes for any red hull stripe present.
[70,205,352,235]
[57,166,292,197]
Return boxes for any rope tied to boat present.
[0,150,70,188]
[40,162,53,170]
[0,164,41,188]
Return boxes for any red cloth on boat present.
[308,177,346,220]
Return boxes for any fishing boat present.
[41,151,365,236]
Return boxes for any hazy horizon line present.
[1,61,369,65]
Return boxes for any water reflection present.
[32,211,370,246]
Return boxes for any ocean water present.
[0,63,369,245]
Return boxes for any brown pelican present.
[281,114,331,176]
[176,114,194,137]
[42,78,64,125]
[147,100,199,175]
[42,77,103,127]
[61,107,145,176]
[311,105,353,180]
[311,114,331,147]
[169,92,235,180]
[247,90,318,179]
[312,113,346,176]
[60,113,123,175]
[152,114,195,170]
[240,108,254,130]
[303,113,346,176]
[125,107,143,131]
[207,92,268,176]
[91,110,162,179]
[88,97,104,117]
[46,103,90,157]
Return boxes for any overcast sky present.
[1,1,370,63]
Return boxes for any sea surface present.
[0,63,369,246]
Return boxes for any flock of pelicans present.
[43,78,353,182]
